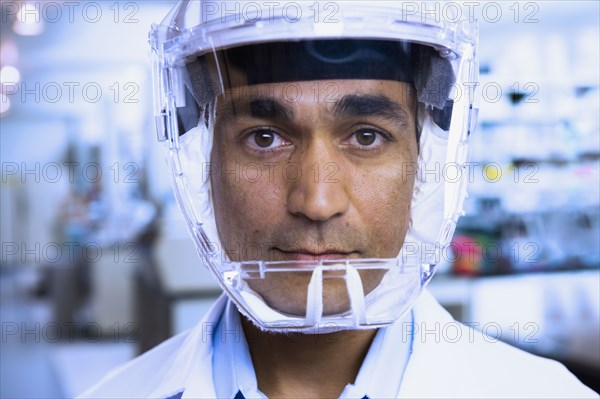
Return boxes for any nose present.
[286,140,350,222]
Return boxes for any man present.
[81,1,596,398]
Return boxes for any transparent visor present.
[151,29,478,331]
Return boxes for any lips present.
[273,248,359,261]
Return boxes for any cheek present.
[211,154,285,257]
[352,163,416,256]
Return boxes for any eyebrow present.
[218,96,295,123]
[217,93,409,126]
[249,97,295,122]
[332,94,410,126]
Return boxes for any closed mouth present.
[273,248,359,262]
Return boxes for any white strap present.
[305,266,323,325]
[345,264,367,326]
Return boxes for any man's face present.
[211,79,418,316]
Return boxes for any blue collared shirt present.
[212,301,414,399]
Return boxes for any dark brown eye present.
[245,129,290,153]
[254,131,275,147]
[355,131,377,146]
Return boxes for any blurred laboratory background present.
[0,1,598,397]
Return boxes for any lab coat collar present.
[176,294,227,399]
[399,289,490,398]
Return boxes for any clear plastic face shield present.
[150,1,478,332]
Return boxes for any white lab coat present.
[80,290,597,399]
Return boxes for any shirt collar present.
[212,301,263,399]
[212,300,414,399]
